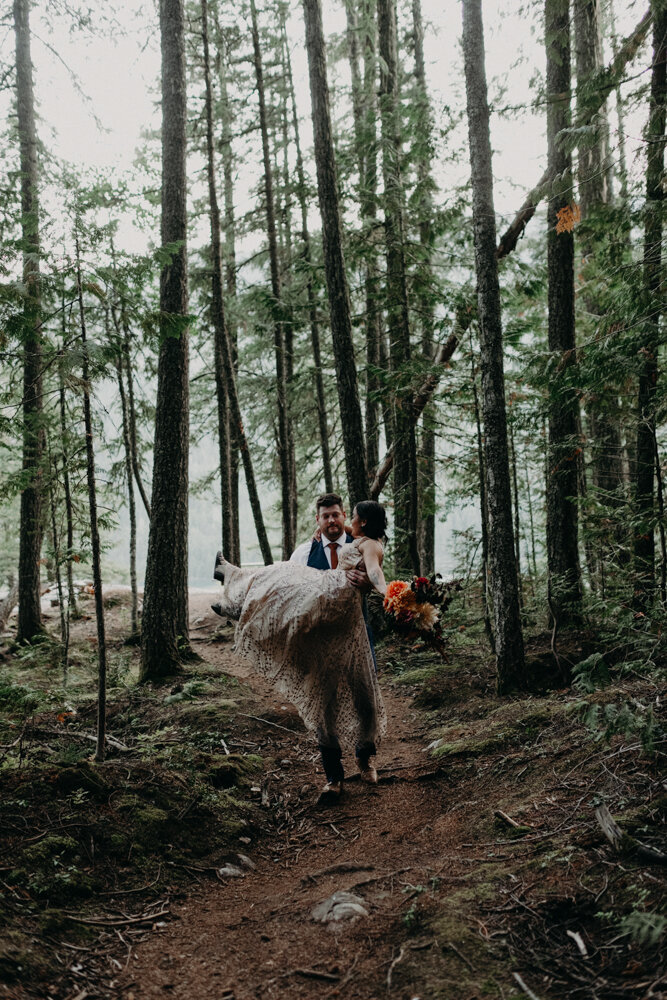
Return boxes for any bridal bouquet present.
[383,575,460,659]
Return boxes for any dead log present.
[595,803,666,865]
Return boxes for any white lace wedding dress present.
[220,538,387,750]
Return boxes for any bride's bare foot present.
[213,551,225,583]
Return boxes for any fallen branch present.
[444,940,474,972]
[291,968,340,982]
[494,809,531,830]
[386,945,406,990]
[513,972,542,1000]
[63,906,170,928]
[238,713,302,736]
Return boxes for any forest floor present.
[0,588,665,999]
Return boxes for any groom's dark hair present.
[316,492,343,511]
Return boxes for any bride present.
[212,500,388,803]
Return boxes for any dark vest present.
[307,533,353,570]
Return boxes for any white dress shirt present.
[289,535,345,567]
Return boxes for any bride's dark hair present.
[354,500,388,541]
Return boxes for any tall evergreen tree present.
[302,0,368,507]
[281,15,334,493]
[250,0,296,558]
[377,0,419,575]
[14,0,43,642]
[345,0,383,477]
[545,0,583,627]
[141,0,191,681]
[462,0,526,693]
[411,0,437,576]
[634,0,667,607]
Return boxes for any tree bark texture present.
[462,0,526,692]
[14,0,44,642]
[545,0,583,627]
[302,0,369,507]
[377,0,420,575]
[250,0,295,558]
[141,0,191,680]
[412,0,437,576]
[634,0,667,606]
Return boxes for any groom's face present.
[317,504,346,542]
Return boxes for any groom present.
[290,491,377,803]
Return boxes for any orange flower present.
[385,580,409,602]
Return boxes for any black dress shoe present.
[213,551,225,583]
[211,603,224,617]
[316,780,343,806]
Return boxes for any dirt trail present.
[118,595,475,1000]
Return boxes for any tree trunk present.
[250,0,295,558]
[574,0,626,581]
[47,449,69,684]
[282,17,333,493]
[545,0,583,629]
[345,0,383,478]
[215,15,241,564]
[302,0,369,507]
[633,1,667,608]
[115,351,139,637]
[377,0,420,576]
[119,313,151,519]
[200,5,274,566]
[141,0,191,681]
[75,237,107,762]
[57,340,77,618]
[14,0,43,643]
[462,0,526,693]
[470,336,495,654]
[411,0,437,576]
[202,0,236,564]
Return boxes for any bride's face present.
[350,508,366,538]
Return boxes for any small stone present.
[218,864,244,878]
[311,891,368,924]
[236,853,256,870]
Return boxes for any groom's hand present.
[346,568,371,591]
